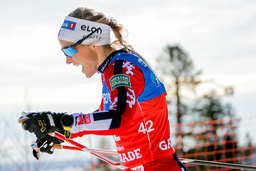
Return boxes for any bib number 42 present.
[138,120,155,134]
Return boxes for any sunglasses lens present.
[62,47,77,57]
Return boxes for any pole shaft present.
[181,158,256,170]
[54,132,129,170]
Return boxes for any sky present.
[0,0,256,164]
[1,0,255,116]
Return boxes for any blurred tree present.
[192,90,235,122]
[155,44,246,170]
[156,44,202,125]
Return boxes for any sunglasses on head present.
[61,28,100,57]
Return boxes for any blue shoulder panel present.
[109,53,166,103]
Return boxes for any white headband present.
[58,16,111,46]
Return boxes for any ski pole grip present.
[60,115,74,140]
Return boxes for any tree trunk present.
[175,76,183,155]
[175,76,181,125]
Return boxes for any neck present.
[96,46,116,68]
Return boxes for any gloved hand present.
[31,134,63,160]
[21,111,65,139]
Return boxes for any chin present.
[84,72,94,78]
[85,75,91,78]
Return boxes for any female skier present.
[21,7,188,171]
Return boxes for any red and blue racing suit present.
[69,49,185,169]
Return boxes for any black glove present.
[22,111,65,139]
[32,134,63,160]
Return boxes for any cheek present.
[86,55,96,63]
[72,52,85,62]
[75,47,97,66]
[73,54,94,67]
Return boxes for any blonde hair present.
[68,7,154,70]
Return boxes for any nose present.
[66,56,73,65]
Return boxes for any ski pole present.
[180,158,256,170]
[53,132,130,170]
[52,137,256,170]
[53,144,119,155]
